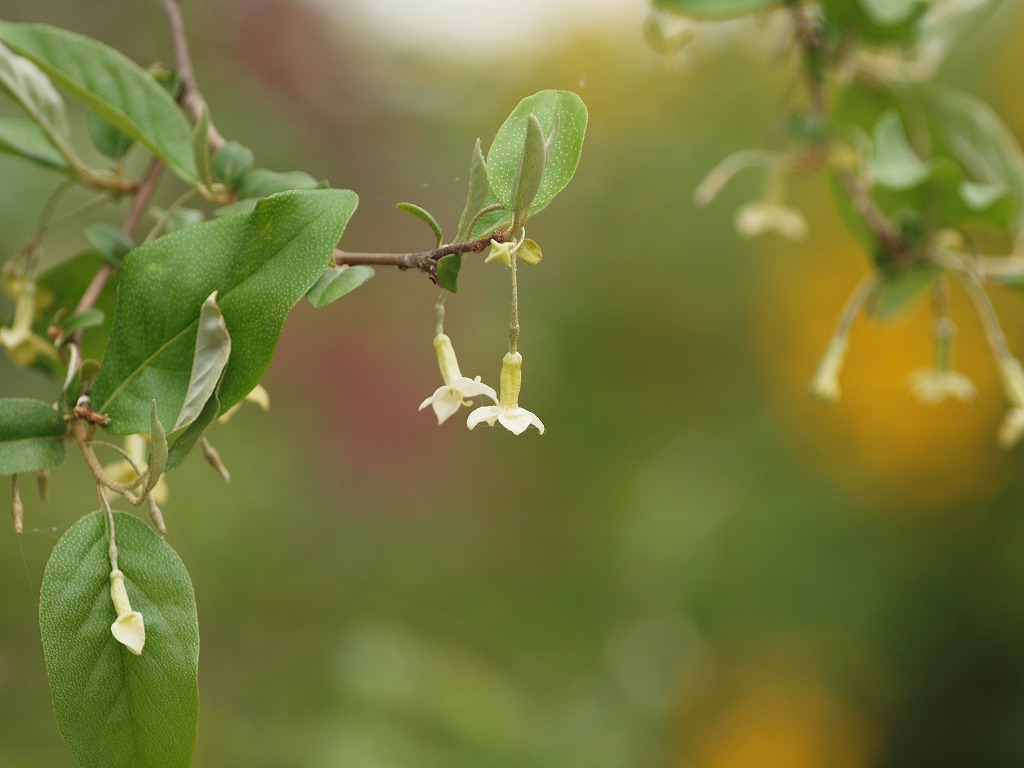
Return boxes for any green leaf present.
[84,224,134,268]
[37,251,117,362]
[486,90,587,220]
[236,168,322,200]
[0,398,65,474]
[173,292,231,431]
[0,22,199,185]
[456,139,499,241]
[435,254,463,294]
[396,202,443,247]
[191,105,212,187]
[93,189,359,434]
[141,401,168,499]
[652,0,781,19]
[306,265,375,308]
[919,86,1024,235]
[857,0,922,26]
[58,308,104,337]
[40,510,199,768]
[212,141,254,187]
[87,112,133,159]
[0,116,66,169]
[866,263,941,320]
[165,393,219,473]
[511,113,548,228]
[872,110,930,190]
[0,40,68,139]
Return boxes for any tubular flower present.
[419,333,496,424]
[809,338,848,402]
[109,568,145,655]
[467,351,545,435]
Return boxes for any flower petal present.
[430,388,465,424]
[450,376,497,403]
[497,406,545,435]
[111,611,146,655]
[467,405,500,430]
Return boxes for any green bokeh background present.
[4,1,1024,766]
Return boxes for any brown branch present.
[160,0,225,152]
[334,231,507,274]
[73,159,164,321]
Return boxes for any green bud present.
[213,141,255,187]
[516,238,543,265]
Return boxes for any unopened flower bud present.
[516,239,543,266]
[201,437,231,483]
[11,477,23,534]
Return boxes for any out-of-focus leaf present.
[306,265,375,308]
[87,112,133,159]
[58,308,104,338]
[173,292,231,432]
[191,105,212,187]
[0,116,66,169]
[872,111,930,190]
[0,398,65,474]
[40,510,199,768]
[36,251,116,362]
[212,141,254,187]
[397,202,443,247]
[141,400,167,499]
[487,90,587,220]
[858,0,921,26]
[84,224,133,268]
[92,189,358,434]
[920,86,1024,235]
[236,168,322,200]
[867,263,940,320]
[0,22,199,185]
[652,0,782,19]
[0,40,68,140]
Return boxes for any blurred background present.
[3,0,1024,766]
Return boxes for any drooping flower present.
[467,351,545,435]
[907,368,976,404]
[808,338,848,403]
[735,200,808,240]
[109,568,145,655]
[419,333,496,424]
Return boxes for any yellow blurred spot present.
[750,219,1020,510]
[684,667,875,768]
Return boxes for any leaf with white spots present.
[92,189,358,434]
[486,90,587,220]
[40,510,199,768]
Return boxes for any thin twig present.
[334,231,507,273]
[160,0,225,151]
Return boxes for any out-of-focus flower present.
[809,338,848,402]
[999,408,1024,449]
[907,368,976,403]
[217,384,270,423]
[467,351,545,435]
[419,333,496,424]
[735,200,808,240]
[0,281,57,367]
[103,434,169,505]
[109,568,145,655]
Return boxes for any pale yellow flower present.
[419,333,496,424]
[467,351,545,435]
